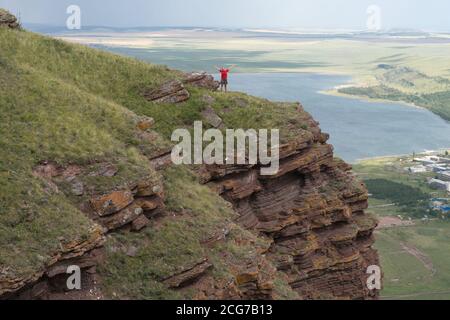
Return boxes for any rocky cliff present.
[198,103,379,299]
[0,17,379,300]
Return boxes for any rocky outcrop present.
[163,259,213,289]
[143,80,190,104]
[143,72,219,104]
[199,103,379,300]
[90,190,134,217]
[166,230,282,300]
[132,102,379,301]
[32,160,165,233]
[0,9,19,29]
[88,178,164,232]
[2,160,165,299]
[0,226,105,299]
[135,116,155,131]
[201,106,224,128]
[183,72,220,90]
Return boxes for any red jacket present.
[220,68,229,80]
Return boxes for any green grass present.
[339,84,450,121]
[1,30,306,141]
[376,220,450,300]
[364,179,429,218]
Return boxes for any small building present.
[429,179,450,191]
[437,157,450,164]
[406,165,427,173]
[432,205,450,214]
[431,197,450,202]
[426,164,448,173]
[434,165,448,173]
[437,171,450,182]
[414,156,439,165]
[431,200,445,208]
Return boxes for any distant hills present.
[24,23,450,41]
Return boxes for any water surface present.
[227,73,450,163]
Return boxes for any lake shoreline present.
[230,72,450,164]
[319,88,427,111]
[234,70,446,121]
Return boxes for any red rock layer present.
[201,104,380,300]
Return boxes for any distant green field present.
[339,65,450,121]
[354,155,450,299]
[376,221,450,300]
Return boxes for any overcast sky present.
[1,0,450,31]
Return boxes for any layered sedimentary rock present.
[199,103,379,300]
[0,226,105,299]
[143,72,219,104]
[143,79,190,104]
[1,160,165,299]
[183,72,220,90]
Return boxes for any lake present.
[226,73,450,163]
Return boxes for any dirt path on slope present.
[400,242,436,276]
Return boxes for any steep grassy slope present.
[2,29,306,141]
[0,27,163,290]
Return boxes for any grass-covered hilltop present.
[0,10,379,300]
[338,64,450,122]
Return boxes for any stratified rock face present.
[143,72,219,104]
[200,104,379,300]
[0,9,19,29]
[163,259,213,289]
[143,80,190,104]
